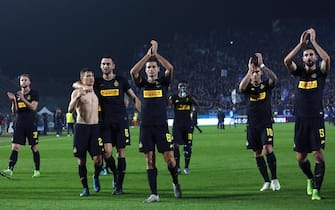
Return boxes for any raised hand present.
[248,57,255,73]
[16,91,24,99]
[146,46,153,56]
[307,28,316,43]
[300,30,309,46]
[255,53,264,65]
[150,40,158,55]
[7,92,15,100]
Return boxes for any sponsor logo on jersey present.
[176,104,191,110]
[298,80,318,89]
[143,89,163,98]
[100,89,119,96]
[18,102,27,108]
[249,92,266,101]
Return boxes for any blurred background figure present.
[66,112,75,136]
[217,107,225,129]
[54,108,64,137]
[42,113,49,135]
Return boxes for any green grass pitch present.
[0,123,334,210]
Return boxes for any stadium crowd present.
[1,18,335,132]
[131,18,335,121]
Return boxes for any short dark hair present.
[18,74,31,81]
[19,73,30,79]
[80,68,93,79]
[147,56,158,63]
[101,56,115,63]
[178,80,188,84]
[302,46,315,53]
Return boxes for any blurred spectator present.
[42,113,49,135]
[54,108,64,137]
[217,108,225,129]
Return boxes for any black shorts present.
[139,124,173,153]
[13,120,39,146]
[73,124,103,158]
[172,125,193,146]
[246,125,274,151]
[294,117,325,153]
[100,119,130,148]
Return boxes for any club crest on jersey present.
[311,73,317,79]
[260,84,265,89]
[114,80,119,87]
[155,81,161,88]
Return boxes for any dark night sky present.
[0,0,333,107]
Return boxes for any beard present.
[305,59,315,67]
[102,69,112,75]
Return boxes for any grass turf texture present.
[0,123,334,210]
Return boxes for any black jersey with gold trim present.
[292,66,326,118]
[169,94,193,127]
[136,76,170,126]
[16,89,39,121]
[94,76,130,122]
[244,80,273,127]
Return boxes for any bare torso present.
[74,90,99,124]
